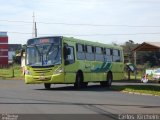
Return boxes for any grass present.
[112,85,160,96]
[0,64,24,80]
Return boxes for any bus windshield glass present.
[26,44,61,66]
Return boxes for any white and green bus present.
[25,36,124,89]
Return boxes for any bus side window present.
[113,49,120,62]
[76,44,85,60]
[118,50,123,62]
[86,45,94,61]
[119,50,123,62]
[95,47,103,61]
[104,48,112,62]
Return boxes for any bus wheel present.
[74,73,83,89]
[106,72,112,87]
[82,82,88,87]
[44,83,51,89]
[100,72,112,87]
[100,81,106,87]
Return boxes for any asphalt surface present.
[0,80,160,119]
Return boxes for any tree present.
[122,40,139,63]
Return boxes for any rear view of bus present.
[25,36,63,89]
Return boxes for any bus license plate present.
[39,76,45,80]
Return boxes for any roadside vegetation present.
[0,64,24,80]
[121,68,160,96]
[112,85,160,96]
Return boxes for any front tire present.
[74,73,82,89]
[44,83,51,89]
[74,72,87,89]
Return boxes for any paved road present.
[0,80,160,119]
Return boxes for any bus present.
[25,36,124,89]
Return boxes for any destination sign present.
[27,37,62,45]
[40,39,49,43]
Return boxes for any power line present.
[8,31,160,36]
[0,20,32,24]
[1,19,160,27]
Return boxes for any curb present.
[122,91,160,97]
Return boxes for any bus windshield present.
[26,44,61,66]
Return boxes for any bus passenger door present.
[63,45,77,83]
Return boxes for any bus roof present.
[27,36,122,50]
[63,36,122,50]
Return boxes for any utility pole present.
[35,22,37,37]
[32,12,37,38]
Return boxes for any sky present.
[0,0,160,45]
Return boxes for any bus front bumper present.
[25,73,64,84]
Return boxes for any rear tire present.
[44,83,51,89]
[100,72,112,87]
[83,82,88,87]
[106,72,112,87]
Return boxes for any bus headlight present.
[54,67,64,74]
[25,70,32,75]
